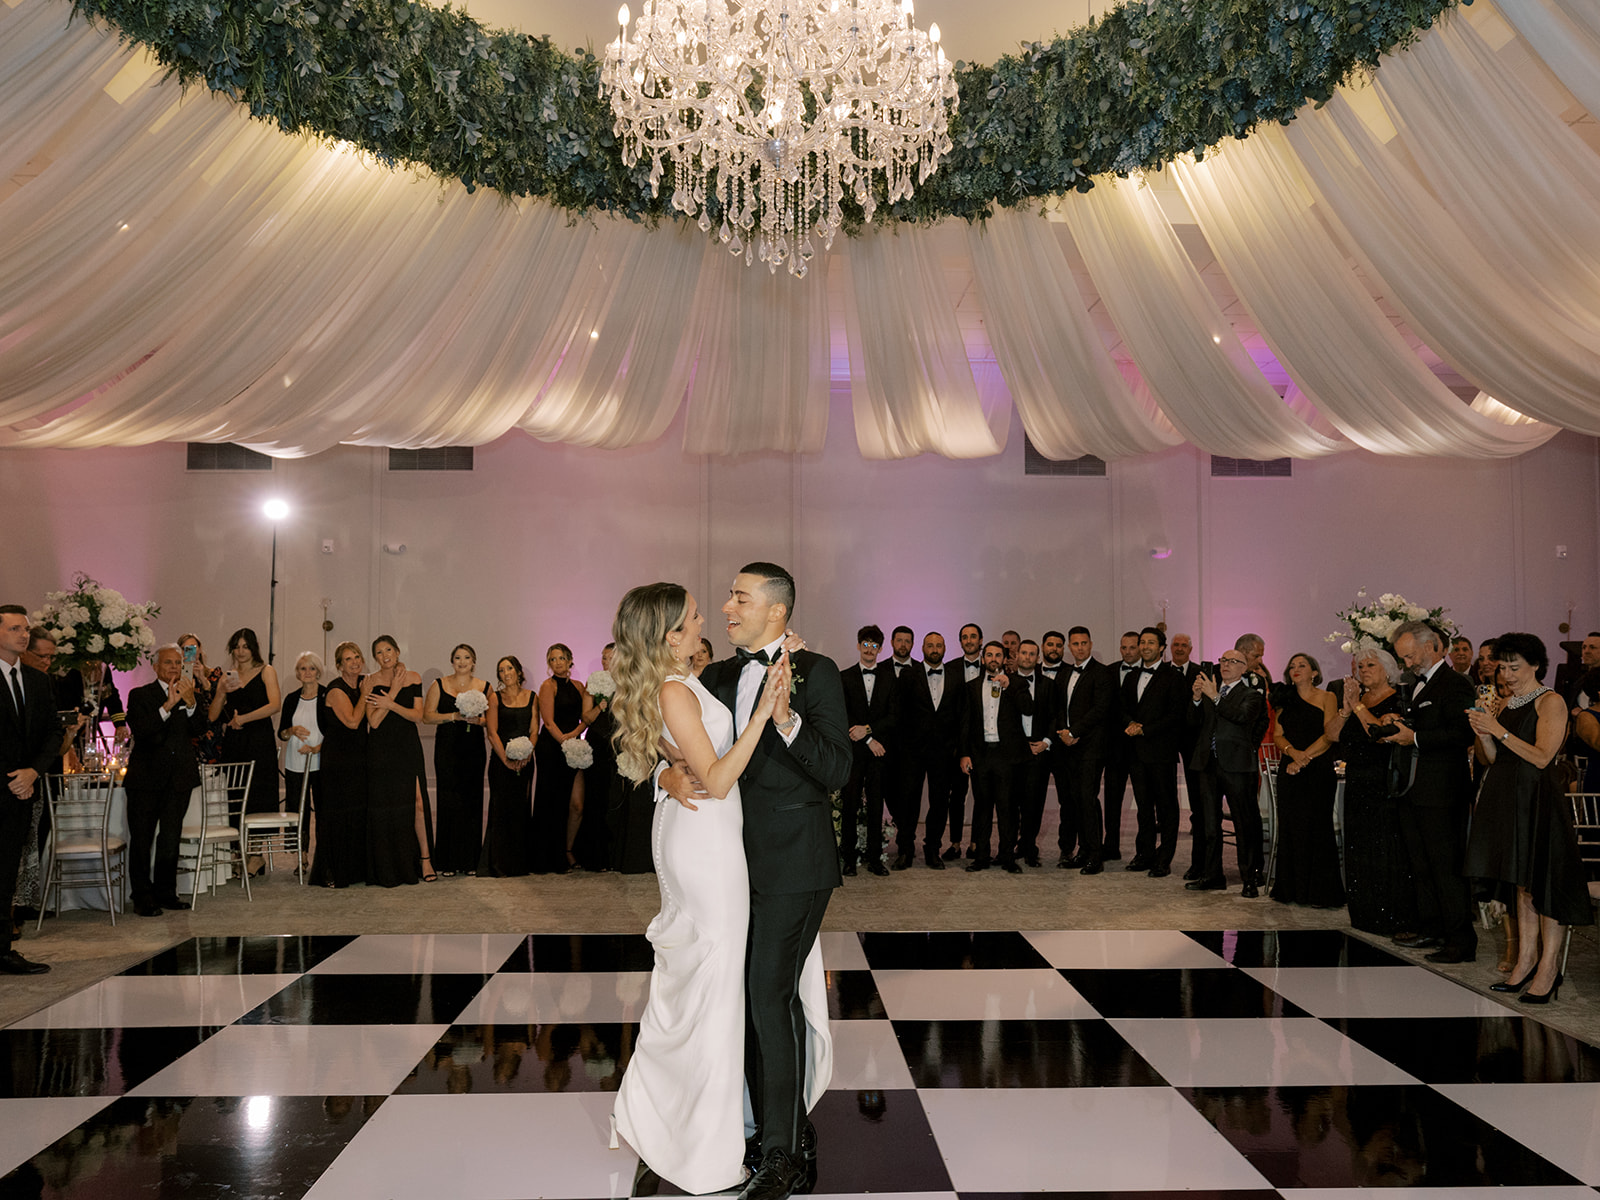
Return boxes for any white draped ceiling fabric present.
[0,0,1593,459]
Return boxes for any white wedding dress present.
[612,672,831,1195]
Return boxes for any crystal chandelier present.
[601,0,958,278]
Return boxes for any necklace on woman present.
[1505,686,1549,709]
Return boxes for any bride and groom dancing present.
[609,563,853,1199]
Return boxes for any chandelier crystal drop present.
[601,0,958,277]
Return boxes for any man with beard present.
[883,626,922,870]
[1055,627,1114,873]
[943,623,986,860]
[1011,640,1054,868]
[1123,627,1187,876]
[910,632,964,869]
[1101,631,1142,862]
[959,641,1032,872]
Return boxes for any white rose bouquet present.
[563,737,595,769]
[33,573,160,673]
[1327,589,1455,656]
[505,736,534,763]
[454,689,489,721]
[585,670,615,708]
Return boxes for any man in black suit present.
[123,643,203,917]
[1168,634,1208,879]
[1449,636,1475,676]
[1184,649,1269,894]
[838,625,899,877]
[1037,631,1075,859]
[1055,627,1113,874]
[1384,621,1478,964]
[1123,626,1188,877]
[883,626,923,870]
[1011,640,1054,868]
[942,622,986,860]
[0,605,62,974]
[912,632,963,869]
[1101,631,1142,861]
[959,640,1032,873]
[662,563,852,1200]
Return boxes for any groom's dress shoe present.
[739,1148,805,1200]
[0,950,49,975]
[940,846,961,862]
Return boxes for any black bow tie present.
[736,647,771,666]
[1142,666,1158,674]
[926,667,942,676]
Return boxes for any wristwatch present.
[776,714,798,736]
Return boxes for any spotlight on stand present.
[263,499,289,663]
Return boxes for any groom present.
[662,562,852,1200]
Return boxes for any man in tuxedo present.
[913,632,964,869]
[1101,631,1142,861]
[1167,634,1209,880]
[1449,637,1474,675]
[1383,621,1478,964]
[838,625,899,877]
[123,644,202,917]
[1,606,62,974]
[1000,630,1021,673]
[1236,633,1273,683]
[663,563,851,1200]
[1037,631,1074,858]
[1054,627,1113,874]
[943,623,986,860]
[1011,640,1054,868]
[1184,650,1269,894]
[1123,627,1187,877]
[959,641,1032,872]
[883,626,922,870]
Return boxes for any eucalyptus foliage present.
[69,0,1458,228]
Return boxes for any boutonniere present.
[789,668,805,696]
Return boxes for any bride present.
[608,582,800,1194]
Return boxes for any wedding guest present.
[123,643,203,918]
[1326,646,1415,933]
[1168,634,1210,879]
[1122,627,1187,877]
[481,656,533,877]
[1450,637,1475,675]
[532,644,592,874]
[312,641,367,887]
[940,623,986,859]
[691,638,714,677]
[1037,631,1077,862]
[17,630,71,903]
[883,626,923,870]
[424,644,490,877]
[914,632,964,869]
[1184,648,1269,893]
[176,633,226,762]
[1000,630,1021,672]
[1268,653,1344,908]
[839,626,898,876]
[1101,631,1142,862]
[1570,668,1600,793]
[209,628,281,875]
[278,652,325,868]
[1011,640,1053,869]
[51,659,128,747]
[0,606,62,972]
[362,635,431,886]
[1465,633,1593,1003]
[1054,627,1113,874]
[959,640,1032,872]
[1236,634,1272,683]
[1477,639,1499,685]
[573,646,615,871]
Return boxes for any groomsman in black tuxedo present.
[0,606,62,974]
[123,643,202,916]
[943,623,986,860]
[1055,627,1114,874]
[1167,634,1208,879]
[1101,631,1142,861]
[912,632,964,869]
[1000,630,1021,673]
[1123,627,1188,876]
[1011,640,1054,868]
[1184,649,1269,893]
[1037,632,1074,858]
[884,626,922,870]
[959,641,1032,872]
[839,626,899,876]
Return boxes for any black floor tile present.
[119,935,358,976]
[0,1093,384,1198]
[1062,969,1309,1019]
[0,1027,222,1098]
[236,973,491,1025]
[1334,1015,1600,1083]
[966,1193,1281,1200]
[1182,929,1406,968]
[857,931,1050,970]
[827,970,887,1020]
[1182,1083,1581,1188]
[394,1022,636,1094]
[892,1018,1167,1088]
[496,934,656,973]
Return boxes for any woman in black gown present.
[1270,653,1346,908]
[1327,646,1415,935]
[361,634,431,886]
[573,644,616,871]
[481,656,534,877]
[209,627,281,874]
[532,644,592,874]
[425,643,489,877]
[312,641,367,887]
[1464,632,1593,1003]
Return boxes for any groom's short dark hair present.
[739,562,795,619]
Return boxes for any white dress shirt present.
[736,636,801,745]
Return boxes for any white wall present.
[5,403,1598,696]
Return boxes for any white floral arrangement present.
[585,670,615,706]
[33,573,159,673]
[505,736,534,763]
[1327,589,1456,656]
[563,737,595,769]
[454,689,489,720]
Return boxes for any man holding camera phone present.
[959,641,1033,872]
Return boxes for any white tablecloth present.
[56,783,234,912]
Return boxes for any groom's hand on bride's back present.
[660,761,710,811]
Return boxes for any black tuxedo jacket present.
[1013,670,1053,745]
[959,675,1034,765]
[1121,663,1188,763]
[53,670,126,724]
[840,661,900,764]
[1170,663,1203,755]
[896,661,964,751]
[1052,660,1114,751]
[123,680,202,795]
[701,650,852,895]
[0,662,64,796]
[1399,665,1475,807]
[1187,682,1268,773]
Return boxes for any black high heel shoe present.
[1490,967,1538,993]
[1518,972,1564,1005]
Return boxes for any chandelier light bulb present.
[617,4,629,26]
[929,22,939,43]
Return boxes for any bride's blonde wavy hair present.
[611,582,692,783]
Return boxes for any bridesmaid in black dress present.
[481,656,534,877]
[313,641,368,887]
[362,634,431,886]
[573,644,616,871]
[425,643,489,876]
[1270,653,1346,908]
[532,643,592,874]
[1327,646,1416,935]
[209,627,281,875]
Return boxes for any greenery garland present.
[67,0,1458,230]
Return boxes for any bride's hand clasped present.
[759,653,791,726]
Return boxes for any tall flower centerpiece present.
[32,574,160,674]
[1327,589,1455,656]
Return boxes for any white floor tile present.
[1025,929,1228,969]
[309,934,527,975]
[819,931,869,971]
[827,1019,914,1090]
[1283,1189,1600,1199]
[454,972,652,1024]
[1433,1082,1600,1184]
[870,969,1096,1020]
[1108,1017,1418,1087]
[1242,965,1506,1018]
[918,1087,1270,1191]
[0,1097,113,1176]
[126,1023,449,1096]
[8,974,300,1029]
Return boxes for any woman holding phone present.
[209,627,281,873]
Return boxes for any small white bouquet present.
[454,689,489,720]
[505,736,534,763]
[563,737,595,769]
[586,670,615,707]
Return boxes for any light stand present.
[263,499,289,665]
